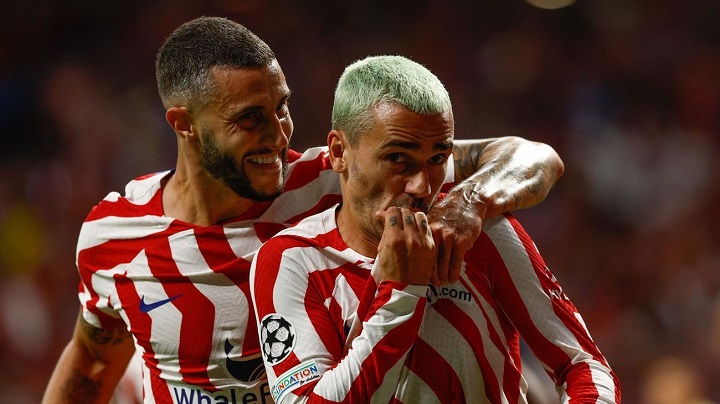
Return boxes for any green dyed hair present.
[331,55,452,145]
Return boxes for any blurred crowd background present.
[1,0,718,403]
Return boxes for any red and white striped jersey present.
[250,206,622,403]
[76,147,353,403]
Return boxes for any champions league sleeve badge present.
[260,314,296,365]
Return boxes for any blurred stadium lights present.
[524,0,575,9]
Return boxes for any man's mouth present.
[246,154,279,164]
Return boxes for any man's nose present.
[405,168,432,198]
[261,114,290,150]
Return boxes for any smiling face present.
[193,61,293,201]
[334,102,454,243]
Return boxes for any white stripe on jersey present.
[77,215,173,251]
[129,250,185,384]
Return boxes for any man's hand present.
[427,188,486,286]
[375,207,436,285]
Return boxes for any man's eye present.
[387,153,407,163]
[237,111,262,129]
[428,154,448,164]
[240,111,261,121]
[277,103,290,119]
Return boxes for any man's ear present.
[327,130,348,173]
[166,107,197,142]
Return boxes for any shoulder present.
[85,171,169,221]
[78,171,171,251]
[261,206,339,252]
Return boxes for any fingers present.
[376,207,436,285]
[431,224,478,285]
[379,207,429,233]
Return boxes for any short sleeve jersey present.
[76,147,357,403]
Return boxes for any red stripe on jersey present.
[432,296,506,403]
[307,261,369,347]
[283,151,333,192]
[287,149,303,163]
[254,222,290,243]
[404,338,463,402]
[565,361,599,403]
[114,268,171,402]
[146,236,218,392]
[343,295,426,400]
[86,188,163,220]
[195,227,259,357]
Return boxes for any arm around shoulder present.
[43,311,135,404]
[451,136,564,217]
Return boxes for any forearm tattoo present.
[62,370,102,404]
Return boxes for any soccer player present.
[42,17,564,404]
[250,55,621,403]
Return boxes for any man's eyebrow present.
[224,92,291,121]
[379,139,453,151]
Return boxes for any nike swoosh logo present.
[139,294,183,313]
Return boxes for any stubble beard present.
[200,128,288,202]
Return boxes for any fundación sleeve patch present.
[260,313,296,365]
[271,360,321,402]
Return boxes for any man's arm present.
[251,208,434,403]
[43,312,135,404]
[486,214,621,403]
[429,136,564,285]
[451,137,564,215]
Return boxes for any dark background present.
[1,1,718,402]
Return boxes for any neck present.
[163,164,256,226]
[335,204,380,258]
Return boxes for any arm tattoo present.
[62,369,102,404]
[81,317,130,346]
[453,141,484,181]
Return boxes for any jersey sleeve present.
[477,214,622,403]
[250,236,427,403]
[76,212,128,330]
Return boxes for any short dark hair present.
[156,16,276,109]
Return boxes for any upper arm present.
[74,313,135,366]
[453,136,564,181]
[43,312,135,404]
